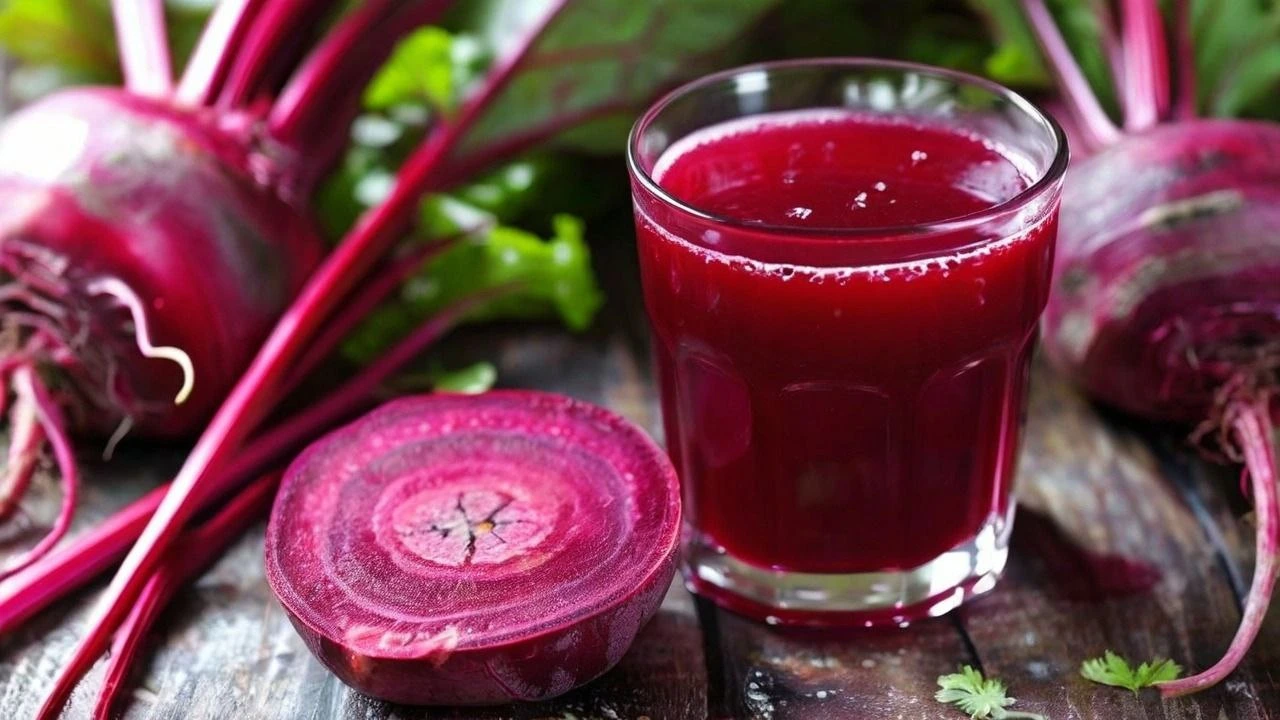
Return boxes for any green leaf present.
[342,213,603,363]
[1193,0,1280,119]
[363,26,488,112]
[936,666,1046,719]
[427,361,497,393]
[446,0,782,158]
[1080,651,1181,694]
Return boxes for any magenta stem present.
[277,0,458,194]
[0,381,43,522]
[111,0,172,97]
[1171,0,1198,120]
[438,101,630,186]
[1120,0,1170,130]
[93,472,280,720]
[270,0,452,139]
[175,0,266,105]
[1,367,77,581]
[216,0,342,109]
[286,237,463,388]
[1021,0,1122,150]
[1160,400,1278,697]
[0,484,159,635]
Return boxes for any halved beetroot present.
[264,391,681,705]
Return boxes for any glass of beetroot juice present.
[626,59,1067,627]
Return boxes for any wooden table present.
[2,235,1278,719]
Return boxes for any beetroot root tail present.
[0,366,78,581]
[1160,399,1279,697]
[0,371,43,521]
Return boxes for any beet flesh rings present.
[266,391,681,705]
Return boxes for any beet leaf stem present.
[92,472,281,720]
[0,367,77,581]
[1020,0,1122,150]
[270,0,456,188]
[216,0,343,109]
[111,0,172,97]
[175,0,266,105]
[1120,0,1170,130]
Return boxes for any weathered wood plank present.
[703,603,974,720]
[958,363,1280,719]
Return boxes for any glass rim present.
[626,57,1070,238]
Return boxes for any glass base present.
[684,510,1013,627]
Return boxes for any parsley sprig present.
[936,666,1047,719]
[1080,651,1181,694]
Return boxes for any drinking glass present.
[627,59,1067,626]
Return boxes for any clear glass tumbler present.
[627,59,1067,626]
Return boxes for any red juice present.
[631,109,1059,615]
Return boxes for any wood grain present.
[956,364,1279,719]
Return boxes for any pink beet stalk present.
[1119,0,1170,130]
[0,484,159,634]
[1020,0,1122,151]
[110,0,172,97]
[175,0,266,105]
[269,0,456,186]
[216,0,343,109]
[1159,401,1278,697]
[0,366,77,581]
[94,472,282,720]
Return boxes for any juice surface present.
[635,110,1055,574]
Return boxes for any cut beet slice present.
[265,391,681,706]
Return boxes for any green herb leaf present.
[936,666,1047,719]
[1080,651,1182,694]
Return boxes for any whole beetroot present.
[1026,0,1280,696]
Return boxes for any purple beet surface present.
[265,390,682,705]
